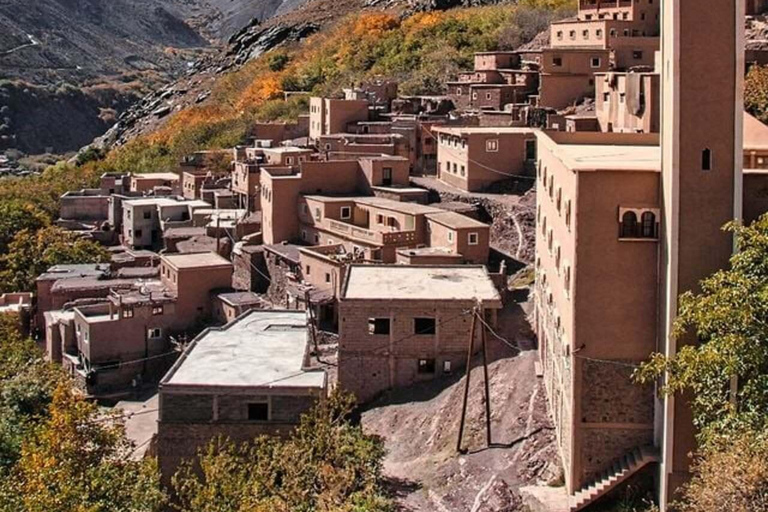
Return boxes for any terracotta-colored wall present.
[596,73,660,134]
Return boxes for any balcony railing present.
[325,219,416,246]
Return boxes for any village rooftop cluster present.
[4,0,764,510]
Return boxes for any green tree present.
[0,384,166,512]
[636,216,768,510]
[0,201,50,256]
[745,64,768,124]
[173,391,391,512]
[0,226,110,292]
[0,315,62,469]
[637,217,768,442]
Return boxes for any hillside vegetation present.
[83,2,573,179]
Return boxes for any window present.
[123,308,134,319]
[135,229,142,238]
[414,317,436,335]
[486,93,492,100]
[340,206,352,219]
[248,402,269,421]
[314,207,322,221]
[556,188,562,212]
[443,361,452,373]
[486,139,499,152]
[418,359,436,374]
[582,29,589,39]
[456,88,463,95]
[152,305,163,316]
[148,328,161,339]
[377,214,385,225]
[564,265,571,297]
[620,211,639,238]
[596,29,603,38]
[468,232,479,245]
[472,92,478,100]
[569,30,576,40]
[556,31,563,40]
[633,50,644,60]
[368,318,390,335]
[525,139,537,161]
[702,148,712,171]
[552,57,563,67]
[325,273,331,283]
[591,57,602,68]
[448,231,454,243]
[314,234,320,243]
[460,165,466,177]
[565,199,572,229]
[285,157,293,165]
[143,211,151,219]
[305,265,311,275]
[641,211,657,238]
[301,230,307,241]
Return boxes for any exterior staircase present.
[569,446,659,511]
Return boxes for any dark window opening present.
[414,317,436,335]
[418,359,436,374]
[702,148,712,171]
[368,318,390,335]
[525,140,537,161]
[620,211,638,238]
[248,402,269,421]
[641,211,657,238]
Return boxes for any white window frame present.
[486,139,499,152]
[468,232,479,245]
[340,206,352,220]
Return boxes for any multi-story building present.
[130,172,181,195]
[434,126,537,192]
[298,196,444,263]
[156,310,326,481]
[595,71,660,133]
[231,160,261,211]
[121,198,209,250]
[260,155,412,245]
[309,97,370,142]
[338,264,502,403]
[535,0,744,508]
[44,252,234,396]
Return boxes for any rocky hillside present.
[0,0,311,155]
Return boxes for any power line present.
[419,124,537,181]
[474,312,522,354]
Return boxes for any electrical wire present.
[419,124,537,181]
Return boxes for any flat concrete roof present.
[133,172,179,181]
[162,252,233,270]
[343,265,502,305]
[433,126,535,136]
[549,143,660,172]
[37,264,110,282]
[217,291,264,307]
[263,147,314,154]
[124,198,180,207]
[355,197,444,216]
[426,211,489,230]
[162,310,325,389]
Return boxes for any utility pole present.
[480,308,492,447]
[457,305,479,453]
[456,304,494,453]
[304,288,319,354]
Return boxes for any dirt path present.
[361,296,558,511]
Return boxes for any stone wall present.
[338,299,481,403]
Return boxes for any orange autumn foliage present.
[238,72,285,110]
[352,13,400,38]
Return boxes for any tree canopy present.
[172,392,391,512]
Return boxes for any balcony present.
[325,219,416,246]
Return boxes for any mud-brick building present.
[433,126,537,192]
[156,310,326,481]
[338,265,502,403]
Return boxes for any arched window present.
[621,211,638,238]
[702,148,712,171]
[641,211,656,238]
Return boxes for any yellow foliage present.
[403,12,442,31]
[238,72,285,109]
[148,105,227,144]
[352,13,399,39]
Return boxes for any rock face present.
[0,0,311,156]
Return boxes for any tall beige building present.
[658,0,743,504]
[535,0,744,509]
